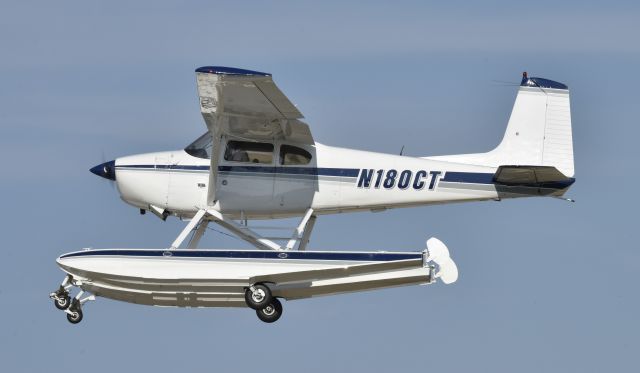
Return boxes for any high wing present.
[195,66,312,143]
[194,66,313,205]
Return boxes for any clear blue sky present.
[1,1,638,372]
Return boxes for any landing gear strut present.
[66,299,83,324]
[50,275,72,310]
[244,283,273,310]
[50,275,95,324]
[51,286,71,310]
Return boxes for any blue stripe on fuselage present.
[218,166,359,177]
[440,171,494,184]
[116,165,497,185]
[116,164,359,177]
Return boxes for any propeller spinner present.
[90,160,116,181]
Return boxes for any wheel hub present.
[252,289,265,302]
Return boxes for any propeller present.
[426,237,458,284]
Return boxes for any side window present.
[224,141,274,164]
[280,145,312,166]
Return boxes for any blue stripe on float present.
[60,249,421,262]
[441,171,494,184]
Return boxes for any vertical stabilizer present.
[495,73,574,177]
[427,73,575,178]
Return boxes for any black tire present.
[256,298,283,323]
[66,308,83,324]
[244,284,272,310]
[54,295,71,310]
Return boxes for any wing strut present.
[207,129,222,205]
[196,71,226,206]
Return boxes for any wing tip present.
[195,66,271,77]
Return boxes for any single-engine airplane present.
[51,67,575,324]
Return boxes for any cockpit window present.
[280,145,312,165]
[185,132,213,159]
[224,140,274,164]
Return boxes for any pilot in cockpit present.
[229,148,249,162]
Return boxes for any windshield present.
[185,132,213,159]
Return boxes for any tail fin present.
[428,72,575,178]
[493,73,574,177]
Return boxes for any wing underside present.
[195,66,312,144]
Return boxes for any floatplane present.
[50,67,575,324]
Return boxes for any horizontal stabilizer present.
[493,165,575,189]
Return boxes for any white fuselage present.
[115,139,502,220]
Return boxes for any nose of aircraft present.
[90,160,116,181]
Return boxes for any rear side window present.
[224,141,274,164]
[280,145,312,165]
